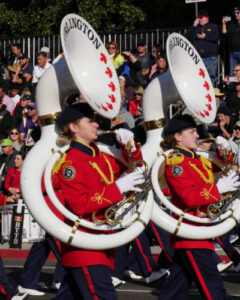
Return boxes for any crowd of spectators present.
[0,6,240,203]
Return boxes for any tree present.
[0,0,146,37]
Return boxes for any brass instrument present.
[204,147,240,218]
[92,140,152,227]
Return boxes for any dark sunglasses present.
[234,11,240,14]
[235,126,240,130]
[21,98,28,101]
[134,93,143,96]
[107,46,115,49]
[28,107,35,110]
[10,132,19,135]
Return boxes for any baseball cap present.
[1,139,13,147]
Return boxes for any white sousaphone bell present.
[144,33,240,239]
[21,14,153,250]
[21,12,240,250]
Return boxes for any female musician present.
[55,103,144,300]
[158,114,240,300]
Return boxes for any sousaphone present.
[20,14,153,250]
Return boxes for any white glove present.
[116,171,144,194]
[115,128,136,152]
[216,136,230,152]
[216,171,240,194]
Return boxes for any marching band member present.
[158,114,240,300]
[54,102,144,300]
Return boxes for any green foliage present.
[0,0,146,37]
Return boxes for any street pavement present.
[2,257,240,300]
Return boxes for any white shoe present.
[234,261,240,272]
[217,261,233,273]
[230,234,239,244]
[145,269,168,284]
[52,281,61,290]
[111,277,126,287]
[18,286,45,296]
[124,270,143,280]
[11,293,28,300]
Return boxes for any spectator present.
[152,44,165,58]
[134,38,155,87]
[186,9,220,85]
[0,98,13,139]
[0,85,14,114]
[119,51,142,86]
[8,127,23,152]
[12,93,31,128]
[149,54,168,81]
[222,7,240,76]
[119,74,134,104]
[20,102,38,141]
[128,86,144,124]
[214,87,227,109]
[216,106,234,139]
[40,46,52,64]
[4,152,25,196]
[229,120,240,154]
[106,41,124,71]
[12,54,33,92]
[111,83,135,130]
[9,43,23,65]
[10,84,20,108]
[0,138,19,181]
[225,83,240,122]
[32,51,52,84]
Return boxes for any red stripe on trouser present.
[0,284,10,299]
[82,266,99,300]
[135,237,153,273]
[186,250,212,300]
[149,221,173,262]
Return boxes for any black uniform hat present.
[56,103,94,130]
[163,114,197,137]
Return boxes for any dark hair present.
[12,43,22,50]
[16,152,26,160]
[160,135,177,150]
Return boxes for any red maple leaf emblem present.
[100,53,107,64]
[101,105,108,112]
[204,110,209,116]
[106,102,113,109]
[200,112,205,118]
[108,82,116,92]
[205,103,212,111]
[94,102,101,109]
[105,67,113,78]
[108,94,116,103]
[199,68,205,78]
[203,81,210,91]
[205,94,212,102]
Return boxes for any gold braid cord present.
[89,155,114,185]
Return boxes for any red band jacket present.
[165,146,221,250]
[56,139,142,268]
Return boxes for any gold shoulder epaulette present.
[200,155,212,169]
[166,150,184,166]
[52,152,67,174]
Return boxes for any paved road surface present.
[3,259,240,300]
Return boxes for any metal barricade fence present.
[0,27,187,65]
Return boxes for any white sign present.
[185,0,207,3]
